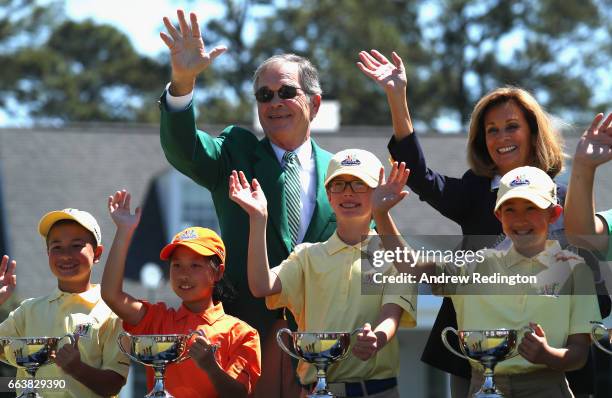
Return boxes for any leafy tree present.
[418,0,607,127]
[250,0,428,127]
[10,20,169,123]
[0,0,63,109]
[203,0,610,129]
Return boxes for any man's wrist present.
[169,76,196,97]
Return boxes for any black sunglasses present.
[254,85,303,103]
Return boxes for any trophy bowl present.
[0,335,74,398]
[591,322,612,355]
[118,331,205,398]
[442,327,530,398]
[276,328,356,398]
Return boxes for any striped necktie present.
[283,151,301,247]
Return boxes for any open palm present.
[0,255,16,305]
[372,162,410,214]
[108,190,142,230]
[160,9,227,80]
[357,50,407,95]
[229,170,268,218]
[574,113,612,168]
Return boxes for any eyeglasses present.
[254,85,303,103]
[329,180,370,193]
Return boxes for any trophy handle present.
[276,328,305,361]
[505,326,535,360]
[591,323,612,355]
[61,333,76,345]
[351,327,365,336]
[441,327,469,360]
[177,330,218,363]
[117,331,144,364]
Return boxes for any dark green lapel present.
[253,138,291,253]
[303,140,334,243]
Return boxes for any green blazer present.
[160,98,336,337]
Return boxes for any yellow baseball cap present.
[494,166,557,212]
[324,149,383,188]
[38,208,102,246]
[160,227,226,262]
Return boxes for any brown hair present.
[467,86,564,178]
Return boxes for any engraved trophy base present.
[474,392,504,398]
[17,391,43,398]
[145,391,174,398]
[308,392,335,398]
[144,375,175,398]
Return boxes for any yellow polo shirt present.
[0,284,129,397]
[435,241,601,374]
[266,231,417,385]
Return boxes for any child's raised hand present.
[351,323,379,361]
[108,190,142,230]
[371,162,410,216]
[228,170,268,219]
[518,323,552,365]
[0,255,16,305]
[574,113,612,169]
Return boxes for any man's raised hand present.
[161,9,227,95]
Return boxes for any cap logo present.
[340,154,361,166]
[178,229,198,241]
[509,175,530,187]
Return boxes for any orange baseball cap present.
[159,227,226,262]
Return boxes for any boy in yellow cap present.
[0,208,129,397]
[230,149,417,398]
[408,166,601,397]
[101,190,260,398]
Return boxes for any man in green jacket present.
[159,9,336,397]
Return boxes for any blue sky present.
[65,0,226,56]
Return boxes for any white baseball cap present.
[38,208,102,246]
[324,149,383,188]
[494,166,557,212]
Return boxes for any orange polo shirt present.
[123,301,261,398]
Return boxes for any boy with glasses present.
[229,149,417,398]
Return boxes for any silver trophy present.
[441,327,531,398]
[118,331,210,398]
[0,335,74,398]
[591,322,612,355]
[276,328,358,398]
